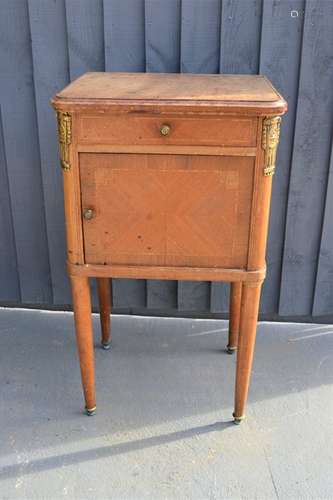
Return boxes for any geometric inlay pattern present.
[80,153,254,269]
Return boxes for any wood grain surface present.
[56,72,281,103]
[80,153,255,268]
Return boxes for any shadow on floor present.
[0,419,233,480]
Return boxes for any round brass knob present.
[160,124,171,136]
[83,208,94,220]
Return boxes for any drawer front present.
[80,153,254,269]
[78,115,257,147]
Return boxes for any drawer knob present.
[160,124,171,136]
[83,208,94,220]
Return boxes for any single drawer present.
[77,114,257,147]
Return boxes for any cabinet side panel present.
[247,117,273,272]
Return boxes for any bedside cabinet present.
[51,72,287,423]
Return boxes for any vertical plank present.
[103,0,145,71]
[0,109,20,302]
[145,0,181,309]
[180,0,221,73]
[313,143,333,315]
[178,281,211,313]
[259,0,305,314]
[145,0,181,73]
[146,280,178,311]
[220,0,263,74]
[179,0,221,312]
[210,282,230,314]
[66,0,105,81]
[112,279,147,311]
[28,0,71,305]
[103,0,147,309]
[0,0,51,303]
[279,0,333,316]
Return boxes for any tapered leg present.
[70,275,96,415]
[233,281,262,424]
[97,278,112,350]
[227,282,242,354]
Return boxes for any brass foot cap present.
[101,341,111,350]
[85,406,96,416]
[226,345,237,355]
[233,413,245,425]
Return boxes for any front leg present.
[233,281,262,424]
[70,275,96,416]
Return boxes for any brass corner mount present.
[262,116,281,176]
[57,111,72,171]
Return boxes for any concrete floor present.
[0,308,332,500]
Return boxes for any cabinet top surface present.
[53,72,287,114]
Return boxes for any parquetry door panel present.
[80,153,254,268]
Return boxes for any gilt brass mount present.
[262,116,281,176]
[57,112,72,171]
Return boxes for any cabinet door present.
[80,153,255,268]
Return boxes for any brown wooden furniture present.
[51,72,287,424]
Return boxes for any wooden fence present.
[0,0,333,319]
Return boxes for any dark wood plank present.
[103,0,145,72]
[259,0,305,314]
[313,142,333,315]
[0,109,20,302]
[178,281,211,312]
[28,0,71,305]
[220,0,263,74]
[0,0,51,303]
[146,280,178,310]
[180,0,221,73]
[103,0,146,309]
[112,279,147,310]
[179,0,221,312]
[66,0,105,81]
[145,0,181,73]
[210,282,229,314]
[279,0,333,316]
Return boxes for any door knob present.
[83,208,94,220]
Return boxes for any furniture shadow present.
[0,419,232,481]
